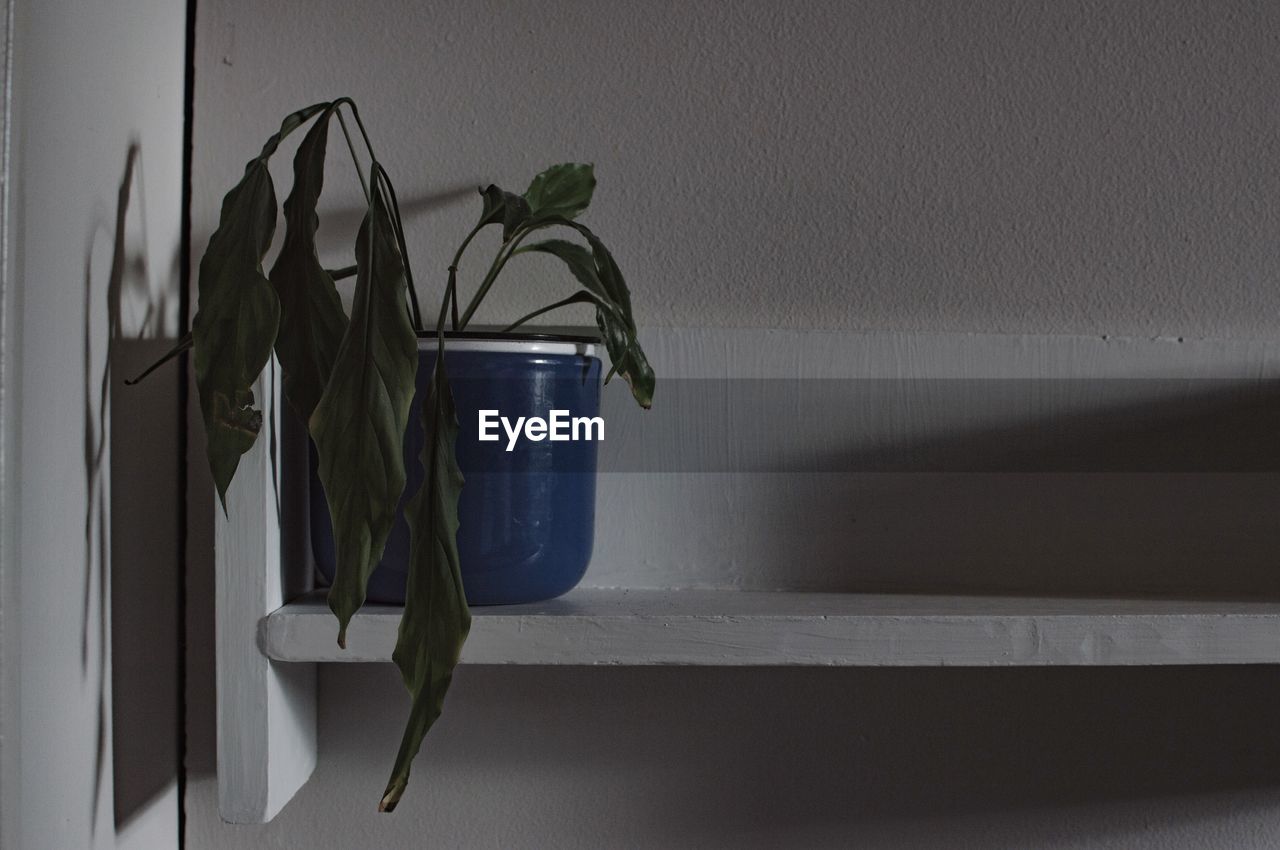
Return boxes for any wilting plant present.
[133,98,653,810]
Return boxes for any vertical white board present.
[215,362,315,823]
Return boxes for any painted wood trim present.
[0,2,16,843]
[215,362,315,823]
[261,589,1280,667]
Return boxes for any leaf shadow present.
[81,141,138,836]
[82,140,184,836]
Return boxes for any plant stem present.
[436,266,455,335]
[335,109,370,204]
[448,267,459,330]
[456,225,532,329]
[449,222,483,269]
[445,221,484,330]
[123,332,193,385]
[335,102,422,329]
[337,98,378,165]
[372,163,423,330]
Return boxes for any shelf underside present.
[260,589,1280,667]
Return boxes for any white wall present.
[1,1,186,848]
[186,1,1280,848]
[192,0,1280,339]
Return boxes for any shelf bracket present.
[215,361,316,823]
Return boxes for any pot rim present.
[414,329,601,358]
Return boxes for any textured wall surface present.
[187,1,1280,847]
[192,0,1280,338]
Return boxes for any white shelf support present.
[215,362,316,824]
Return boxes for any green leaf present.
[379,351,469,813]
[523,163,595,222]
[270,105,349,421]
[477,184,505,226]
[311,179,419,646]
[580,227,634,322]
[191,165,280,508]
[192,102,329,509]
[520,239,600,296]
[259,102,331,159]
[521,227,654,409]
[516,239,629,326]
[477,184,530,241]
[607,325,654,407]
[578,227,654,408]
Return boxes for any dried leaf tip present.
[378,785,404,813]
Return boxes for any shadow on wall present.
[784,380,1280,598]
[314,182,477,257]
[81,141,182,833]
[597,377,1280,598]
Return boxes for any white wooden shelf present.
[260,589,1280,667]
[215,329,1280,823]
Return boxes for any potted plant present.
[132,98,653,810]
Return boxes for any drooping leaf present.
[311,179,419,645]
[270,105,349,421]
[523,163,595,221]
[520,239,599,296]
[516,239,629,328]
[578,226,655,407]
[478,184,505,226]
[520,227,654,408]
[502,195,532,241]
[580,226,634,323]
[192,102,328,508]
[379,350,469,812]
[604,323,654,405]
[192,163,280,509]
[262,103,331,158]
[190,111,313,507]
[477,184,530,241]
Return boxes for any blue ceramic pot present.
[311,332,603,605]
